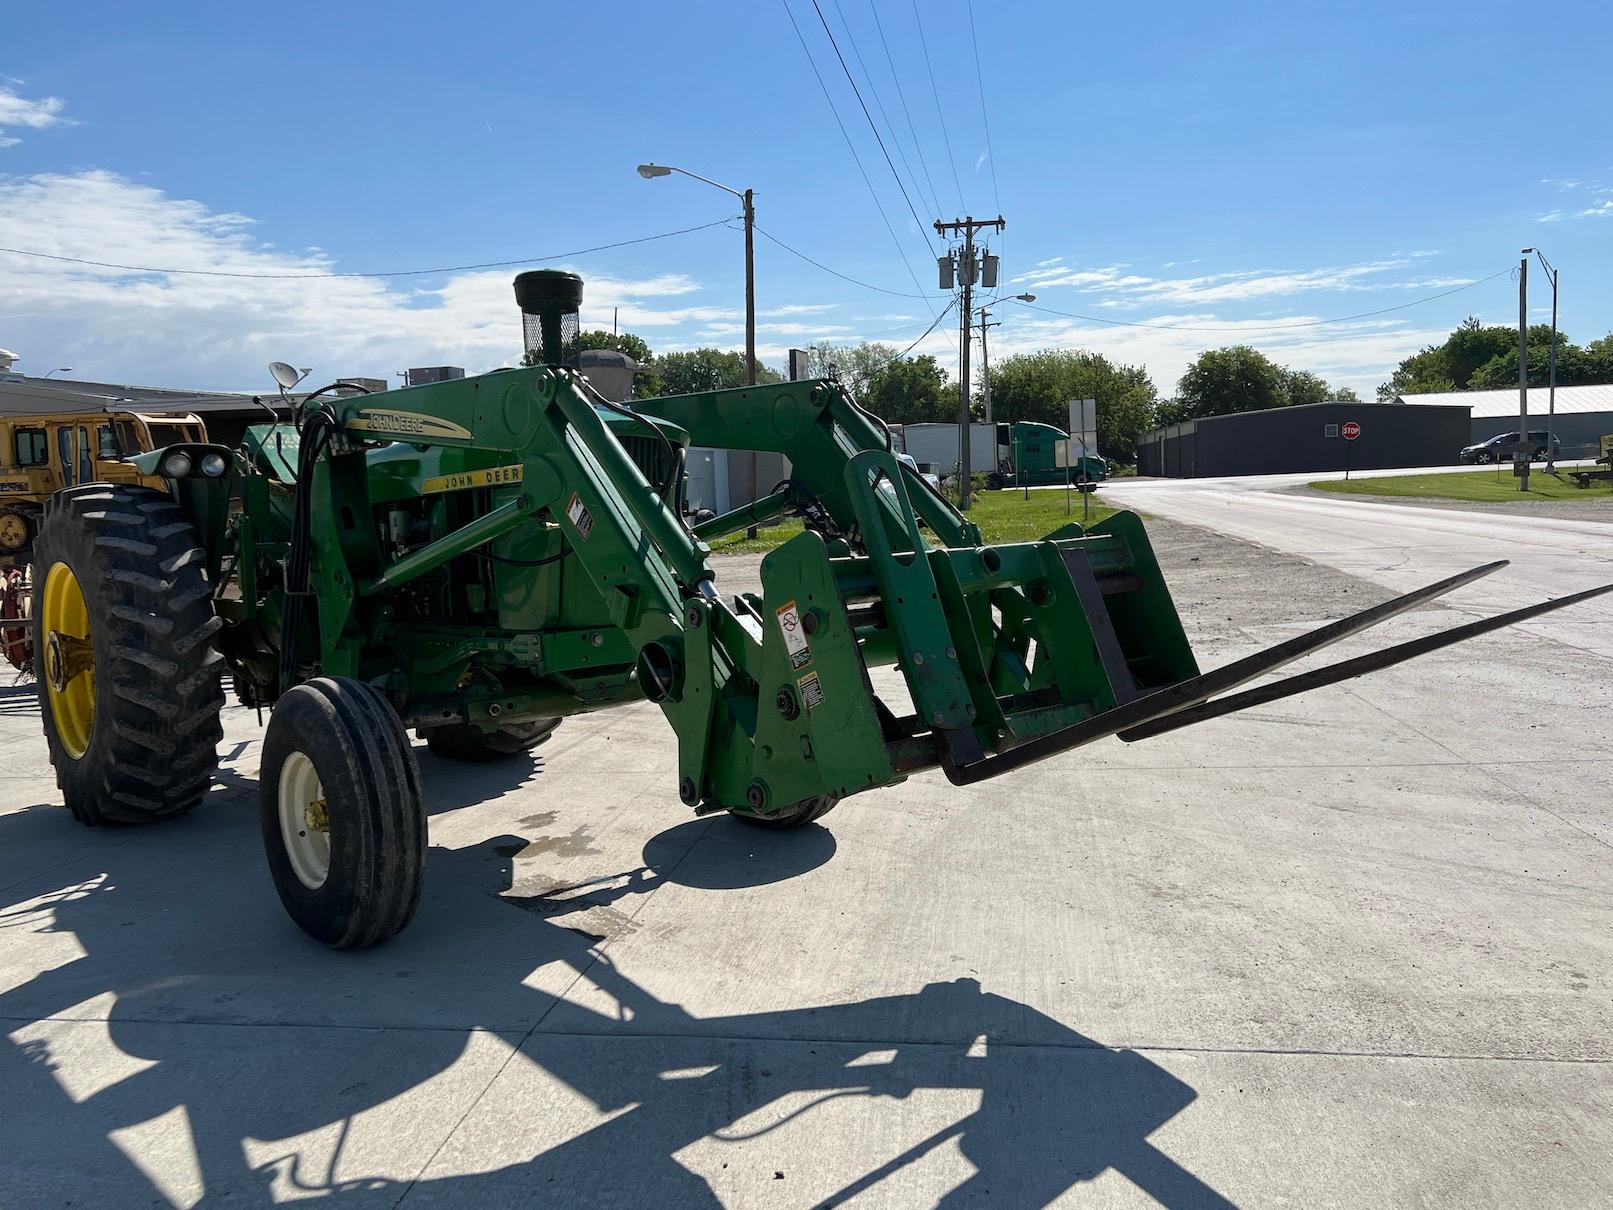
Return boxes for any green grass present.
[708,487,1118,555]
[1309,467,1610,504]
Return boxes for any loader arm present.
[284,362,1612,823]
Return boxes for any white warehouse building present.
[1394,384,1613,458]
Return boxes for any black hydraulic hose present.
[275,381,371,698]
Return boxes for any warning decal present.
[798,670,825,711]
[775,600,813,669]
[565,492,594,541]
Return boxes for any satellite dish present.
[269,361,305,390]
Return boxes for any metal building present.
[1395,385,1613,458]
[1136,401,1472,478]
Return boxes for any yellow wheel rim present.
[42,561,95,758]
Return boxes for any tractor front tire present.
[730,794,839,830]
[33,485,224,825]
[260,677,426,949]
[420,718,561,762]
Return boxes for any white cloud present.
[1013,257,1433,308]
[0,84,71,147]
[898,307,1451,399]
[694,321,852,339]
[760,303,837,316]
[0,170,726,387]
[1540,198,1613,222]
[0,168,1455,402]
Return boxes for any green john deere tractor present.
[30,271,1612,948]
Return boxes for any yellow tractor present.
[1,409,207,673]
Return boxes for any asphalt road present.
[1104,472,1613,660]
[2,482,1610,1206]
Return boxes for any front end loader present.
[30,270,1612,948]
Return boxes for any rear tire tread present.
[34,484,224,826]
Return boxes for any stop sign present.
[1342,420,1361,441]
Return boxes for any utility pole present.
[1517,253,1530,493]
[976,305,1001,425]
[1523,248,1560,473]
[743,187,756,387]
[935,214,1003,510]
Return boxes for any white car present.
[897,451,942,490]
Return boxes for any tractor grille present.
[620,434,675,493]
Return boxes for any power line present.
[0,217,738,280]
[830,0,939,234]
[868,0,944,220]
[753,223,937,298]
[780,0,930,296]
[899,294,959,357]
[809,0,937,256]
[912,0,966,211]
[965,0,1000,217]
[1007,269,1513,334]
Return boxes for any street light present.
[1521,246,1560,472]
[42,366,73,379]
[636,163,755,389]
[638,161,759,525]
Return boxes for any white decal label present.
[798,671,825,711]
[776,600,812,669]
[565,492,594,541]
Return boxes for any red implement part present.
[1,568,31,673]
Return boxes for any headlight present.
[161,452,193,477]
[200,452,228,478]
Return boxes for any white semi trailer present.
[893,422,1001,482]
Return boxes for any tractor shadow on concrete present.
[0,681,38,716]
[0,764,1234,1207]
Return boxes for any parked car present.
[896,451,941,490]
[1458,430,1561,465]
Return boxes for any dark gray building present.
[1136,401,1472,478]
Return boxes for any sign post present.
[1341,419,1360,480]
[1066,399,1096,520]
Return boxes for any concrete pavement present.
[2,497,1611,1206]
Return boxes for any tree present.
[1280,368,1334,409]
[862,355,951,425]
[803,341,898,399]
[1374,317,1602,398]
[520,328,655,368]
[648,349,782,396]
[1176,346,1288,418]
[1379,347,1455,399]
[984,349,1159,463]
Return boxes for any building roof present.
[1396,384,1613,417]
[1138,398,1469,442]
[0,374,297,419]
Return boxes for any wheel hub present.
[45,630,94,693]
[0,512,28,551]
[41,561,95,758]
[278,751,332,890]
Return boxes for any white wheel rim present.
[278,750,331,890]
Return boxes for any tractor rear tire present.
[260,677,426,949]
[730,794,839,830]
[420,718,561,762]
[33,484,224,825]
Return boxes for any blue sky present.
[4,0,1610,396]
